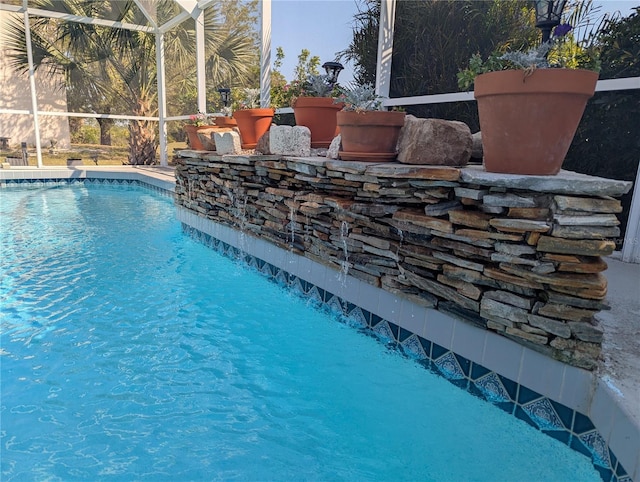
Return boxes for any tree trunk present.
[128,99,157,165]
[69,118,84,144]
[97,118,113,145]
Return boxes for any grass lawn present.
[2,142,187,166]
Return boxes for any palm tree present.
[4,0,258,164]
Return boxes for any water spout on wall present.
[337,220,350,285]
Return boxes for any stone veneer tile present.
[481,332,524,382]
[519,348,565,402]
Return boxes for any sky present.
[269,0,638,87]
[271,0,360,85]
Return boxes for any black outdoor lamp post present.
[322,61,344,88]
[534,0,567,43]
[218,87,231,107]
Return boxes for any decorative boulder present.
[471,131,483,159]
[397,115,472,166]
[196,128,218,151]
[326,134,341,159]
[213,131,242,155]
[269,125,311,156]
[255,130,271,154]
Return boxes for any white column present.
[375,0,397,101]
[156,31,168,166]
[622,164,640,263]
[23,10,43,167]
[195,9,206,113]
[260,0,271,108]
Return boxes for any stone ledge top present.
[287,158,462,180]
[365,163,460,181]
[176,152,633,197]
[176,150,280,164]
[460,165,633,197]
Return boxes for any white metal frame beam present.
[0,4,155,33]
[0,110,160,121]
[260,0,272,108]
[195,10,207,114]
[22,10,43,168]
[133,0,158,29]
[156,31,168,166]
[622,167,640,263]
[375,0,396,99]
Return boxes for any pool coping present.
[1,166,637,482]
[0,165,175,193]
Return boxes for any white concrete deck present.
[598,255,640,427]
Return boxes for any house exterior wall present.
[0,10,71,150]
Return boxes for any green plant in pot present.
[458,10,600,176]
[292,74,344,148]
[233,88,274,149]
[335,83,406,162]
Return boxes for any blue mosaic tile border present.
[182,223,630,482]
[0,177,173,198]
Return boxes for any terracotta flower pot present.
[336,110,406,162]
[233,108,275,149]
[474,69,598,175]
[293,96,344,148]
[184,124,216,151]
[214,116,238,128]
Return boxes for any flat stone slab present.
[175,149,211,158]
[215,154,280,164]
[325,160,381,174]
[460,166,632,197]
[365,164,461,181]
[283,156,332,167]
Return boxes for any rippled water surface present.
[0,185,600,481]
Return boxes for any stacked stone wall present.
[174,152,632,370]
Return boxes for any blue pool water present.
[0,185,601,481]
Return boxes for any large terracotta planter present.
[233,108,275,149]
[474,69,598,175]
[336,110,406,162]
[184,124,216,151]
[293,96,344,148]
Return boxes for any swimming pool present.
[1,184,602,480]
